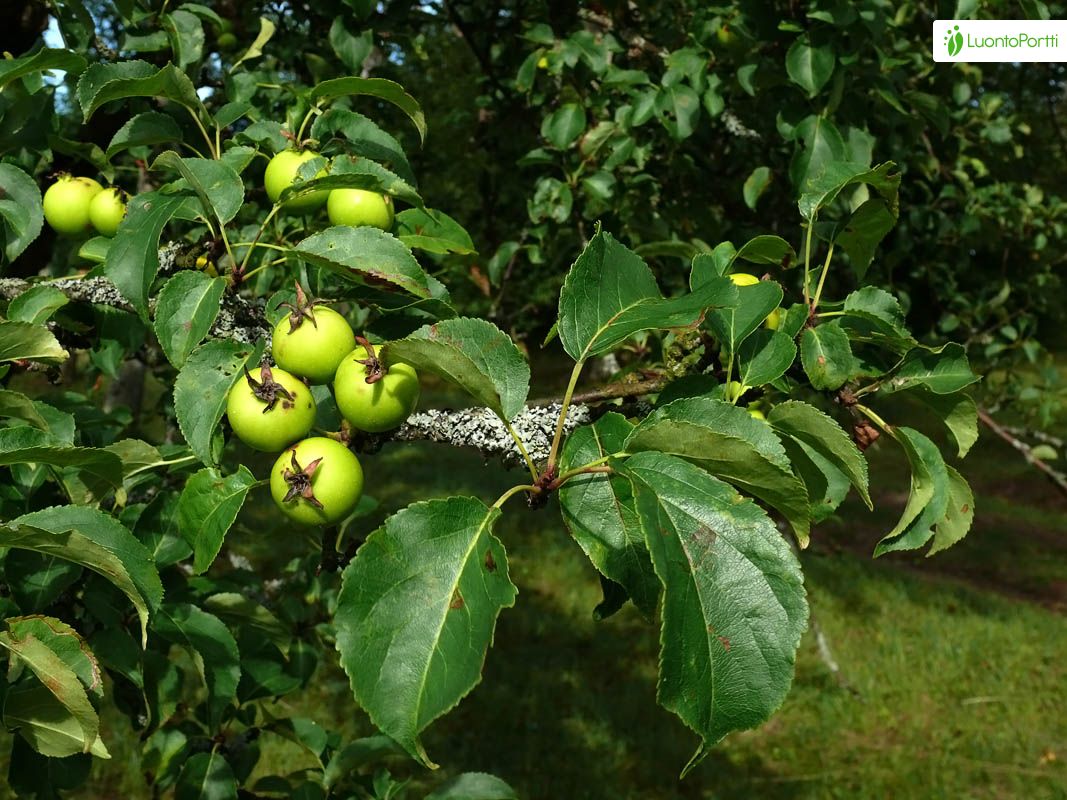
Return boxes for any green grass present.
[7,426,1067,799]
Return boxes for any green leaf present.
[335,497,517,767]
[768,400,871,508]
[780,436,852,523]
[800,322,855,390]
[5,616,102,698]
[203,593,290,657]
[0,48,86,91]
[6,286,69,325]
[735,235,797,268]
[309,77,427,144]
[0,389,49,430]
[383,317,530,421]
[162,9,205,68]
[104,191,189,318]
[624,452,807,776]
[798,161,900,222]
[77,236,111,264]
[880,343,980,395]
[0,320,67,364]
[0,520,155,645]
[2,680,108,759]
[0,427,123,491]
[311,107,415,184]
[104,438,167,479]
[174,750,237,800]
[904,388,979,458]
[928,467,975,555]
[655,84,701,139]
[396,208,476,255]
[0,630,102,755]
[13,505,162,611]
[154,270,227,368]
[875,426,951,556]
[558,230,735,362]
[230,16,277,71]
[284,153,421,207]
[736,330,796,387]
[0,164,44,263]
[558,414,659,618]
[174,340,263,466]
[294,227,434,299]
[235,120,288,153]
[323,735,404,789]
[155,604,240,729]
[707,280,782,357]
[785,38,835,97]
[835,199,896,280]
[541,103,587,148]
[78,61,205,121]
[840,286,914,352]
[153,151,245,226]
[425,773,519,800]
[743,166,772,210]
[626,398,811,545]
[176,466,257,574]
[790,116,845,192]
[329,18,373,72]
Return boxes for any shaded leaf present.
[558,414,659,617]
[154,270,226,368]
[335,497,517,767]
[624,452,807,776]
[176,467,256,574]
[383,317,530,421]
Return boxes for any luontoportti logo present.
[945,24,964,57]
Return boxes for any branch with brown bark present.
[978,407,1067,499]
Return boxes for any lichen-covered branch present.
[0,264,270,344]
[359,403,592,467]
[1,252,669,466]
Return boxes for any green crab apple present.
[333,339,420,433]
[264,149,328,213]
[271,284,356,384]
[270,436,364,525]
[88,188,127,237]
[326,189,394,230]
[42,175,103,236]
[226,365,316,451]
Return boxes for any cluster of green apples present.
[226,293,420,527]
[263,148,395,229]
[42,175,128,238]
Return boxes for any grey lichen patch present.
[380,403,591,467]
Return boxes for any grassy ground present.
[7,412,1067,799]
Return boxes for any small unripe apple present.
[264,150,328,213]
[88,188,127,237]
[42,176,103,236]
[326,189,394,230]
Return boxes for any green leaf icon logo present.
[945,25,964,57]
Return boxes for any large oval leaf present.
[626,397,811,545]
[294,227,433,299]
[0,164,44,263]
[383,317,530,421]
[154,270,227,368]
[558,413,659,618]
[558,230,736,362]
[335,497,517,767]
[308,77,427,144]
[624,452,807,776]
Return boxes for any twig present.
[977,407,1067,498]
